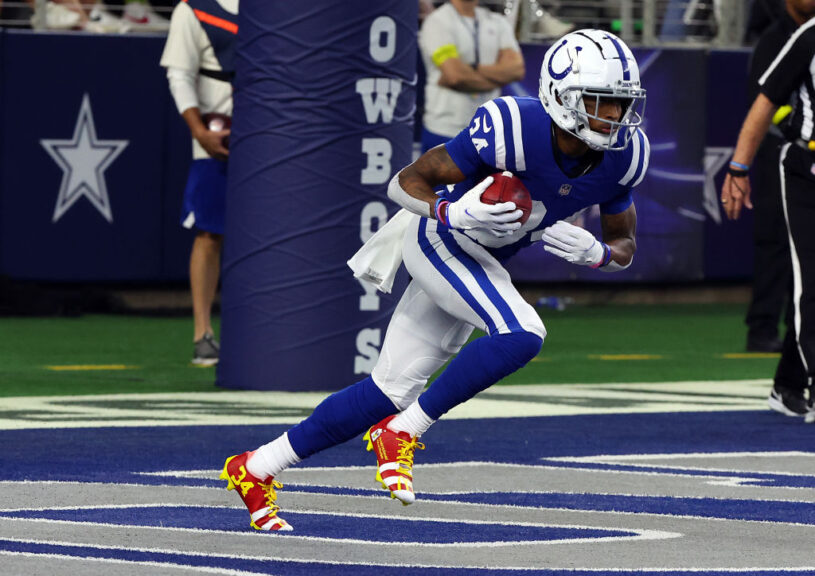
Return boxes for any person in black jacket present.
[722,0,815,418]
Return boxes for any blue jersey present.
[444,96,649,261]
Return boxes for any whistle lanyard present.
[472,17,480,67]
[458,13,479,67]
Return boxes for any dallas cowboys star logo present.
[703,146,734,225]
[40,94,128,223]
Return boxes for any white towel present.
[347,208,412,294]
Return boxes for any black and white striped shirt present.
[759,16,815,143]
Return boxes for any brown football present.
[201,113,231,149]
[480,171,532,224]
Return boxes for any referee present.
[722,1,815,420]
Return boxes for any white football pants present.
[371,215,546,409]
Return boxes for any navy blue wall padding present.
[0,31,195,282]
[218,1,416,390]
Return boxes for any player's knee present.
[371,374,424,411]
[495,330,543,370]
[515,304,547,342]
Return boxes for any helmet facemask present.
[561,85,646,151]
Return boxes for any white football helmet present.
[539,29,646,151]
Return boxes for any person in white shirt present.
[160,0,238,366]
[419,0,525,152]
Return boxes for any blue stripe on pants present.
[437,226,523,334]
[417,219,496,333]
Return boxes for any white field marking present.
[3,480,814,526]
[1,536,814,574]
[0,515,680,548]
[138,465,371,478]
[551,451,813,462]
[133,460,815,499]
[0,551,272,576]
[706,478,770,488]
[545,451,815,477]
[0,379,773,430]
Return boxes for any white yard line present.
[0,379,772,430]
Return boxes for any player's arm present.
[388,145,522,237]
[392,145,466,216]
[476,49,525,85]
[541,204,637,272]
[599,203,637,270]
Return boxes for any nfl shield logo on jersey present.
[558,184,572,196]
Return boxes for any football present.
[480,171,532,225]
[201,113,231,149]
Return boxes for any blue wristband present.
[729,160,749,171]
[590,242,612,269]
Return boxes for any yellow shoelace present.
[395,437,425,475]
[260,479,284,514]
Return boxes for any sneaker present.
[220,452,292,531]
[123,1,170,32]
[746,336,783,353]
[84,3,131,33]
[768,386,809,416]
[363,415,425,505]
[192,333,219,366]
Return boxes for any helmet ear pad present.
[554,89,587,133]
[550,89,580,131]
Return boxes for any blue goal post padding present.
[217,1,416,391]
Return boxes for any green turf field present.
[0,303,780,397]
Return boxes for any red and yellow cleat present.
[220,451,292,532]
[363,415,425,505]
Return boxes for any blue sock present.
[418,331,542,420]
[287,376,398,459]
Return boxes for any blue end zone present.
[0,411,811,482]
[2,410,814,575]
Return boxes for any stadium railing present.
[1,0,750,48]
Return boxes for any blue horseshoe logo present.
[548,40,580,80]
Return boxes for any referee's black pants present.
[745,136,792,343]
[776,142,815,390]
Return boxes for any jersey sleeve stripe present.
[483,100,506,170]
[500,96,526,172]
[618,129,642,186]
[800,82,814,141]
[494,99,516,172]
[631,131,650,188]
[759,17,815,86]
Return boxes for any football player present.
[221,29,648,531]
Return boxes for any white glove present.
[443,177,523,238]
[541,221,609,267]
